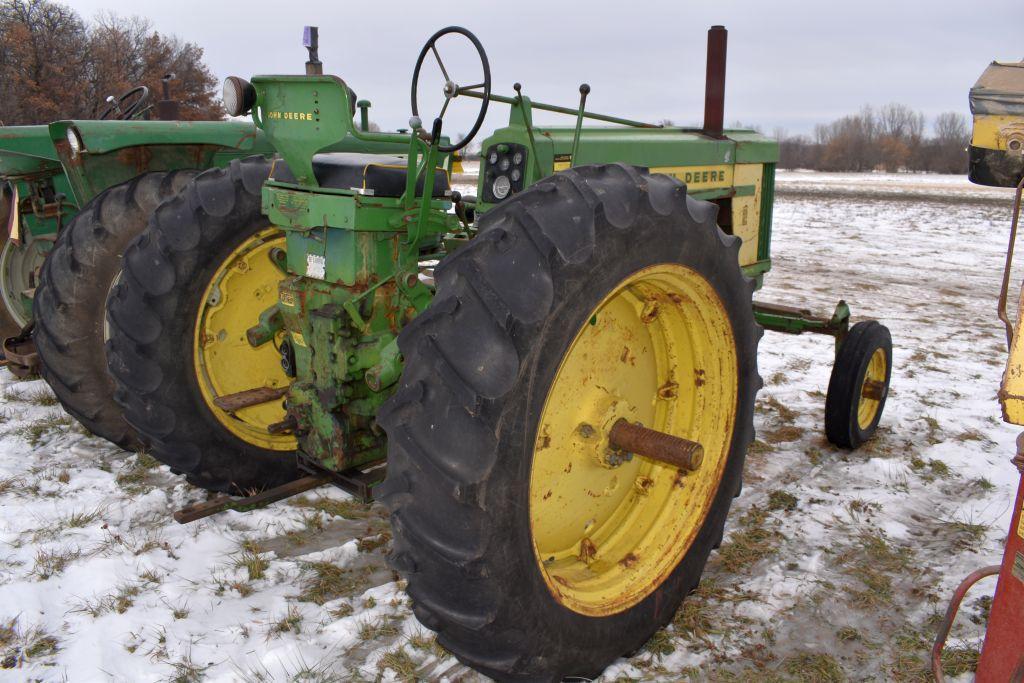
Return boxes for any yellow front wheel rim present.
[529,263,738,617]
[194,228,295,451]
[857,348,887,430]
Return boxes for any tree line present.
[0,0,222,125]
[775,104,970,174]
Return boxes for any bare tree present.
[929,111,970,173]
[781,105,969,174]
[0,0,91,124]
[0,0,222,124]
[88,14,222,120]
[875,103,926,171]
[934,111,968,144]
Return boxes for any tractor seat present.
[270,153,450,198]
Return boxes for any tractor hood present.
[49,119,270,156]
[48,119,276,206]
[0,125,62,177]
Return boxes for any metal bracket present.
[753,299,851,355]
[2,321,38,377]
[753,300,850,338]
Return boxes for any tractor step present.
[173,474,330,524]
[172,460,389,524]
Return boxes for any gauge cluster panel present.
[481,143,528,203]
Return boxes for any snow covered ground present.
[0,172,1020,681]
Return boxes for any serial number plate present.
[306,253,326,280]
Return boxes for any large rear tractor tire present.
[33,171,197,449]
[106,158,299,494]
[378,164,762,680]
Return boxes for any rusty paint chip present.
[641,301,659,323]
[657,380,678,399]
[578,537,598,565]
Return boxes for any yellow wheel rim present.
[193,227,295,451]
[529,263,738,617]
[857,348,887,430]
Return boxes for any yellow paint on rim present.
[529,263,738,617]
[857,348,887,430]
[193,227,295,451]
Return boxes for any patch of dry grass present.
[232,542,270,581]
[377,646,417,680]
[270,605,303,636]
[298,562,370,605]
[672,577,755,644]
[642,628,675,658]
[9,412,74,447]
[835,530,912,610]
[0,476,20,495]
[761,395,799,423]
[32,546,82,580]
[115,452,161,494]
[767,490,798,512]
[69,581,148,617]
[781,652,845,682]
[764,424,806,444]
[408,632,448,659]
[357,618,399,641]
[717,506,784,573]
[356,530,391,553]
[290,495,371,520]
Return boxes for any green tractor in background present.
[0,85,161,343]
[0,80,295,456]
[0,124,76,340]
[104,25,894,679]
[32,115,275,450]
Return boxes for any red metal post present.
[702,25,727,139]
[975,452,1024,681]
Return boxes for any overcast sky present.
[69,0,1023,139]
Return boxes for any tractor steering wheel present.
[411,26,491,153]
[99,85,151,120]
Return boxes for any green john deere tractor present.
[105,25,893,679]
[9,75,400,456]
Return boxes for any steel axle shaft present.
[608,418,704,471]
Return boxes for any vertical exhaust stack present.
[156,73,180,121]
[304,26,323,76]
[703,25,727,139]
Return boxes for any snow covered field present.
[0,172,1020,681]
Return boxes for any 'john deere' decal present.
[266,111,315,121]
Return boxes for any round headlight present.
[511,169,521,182]
[66,127,84,158]
[488,151,498,165]
[492,175,511,200]
[513,151,523,165]
[223,76,256,117]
